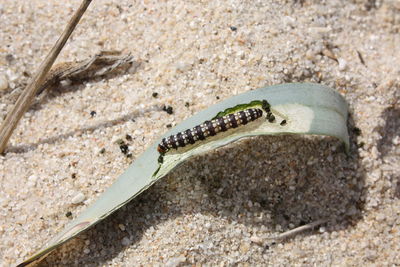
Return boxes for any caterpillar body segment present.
[157,108,263,154]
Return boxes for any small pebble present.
[121,237,131,246]
[189,20,197,30]
[0,74,9,91]
[6,69,18,82]
[175,62,191,72]
[118,224,126,231]
[5,54,14,63]
[165,256,186,267]
[60,79,72,87]
[28,175,38,183]
[393,136,400,145]
[26,175,37,187]
[250,235,264,245]
[240,241,250,253]
[338,58,347,71]
[71,192,86,204]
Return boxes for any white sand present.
[1,0,399,266]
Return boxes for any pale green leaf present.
[18,83,349,266]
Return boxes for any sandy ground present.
[0,0,399,266]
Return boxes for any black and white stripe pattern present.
[157,108,263,153]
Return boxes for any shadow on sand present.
[40,119,366,265]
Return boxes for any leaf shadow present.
[376,106,400,158]
[41,126,365,265]
[6,106,157,154]
[375,105,400,198]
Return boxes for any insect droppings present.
[125,134,133,141]
[157,108,263,154]
[353,127,362,136]
[162,105,173,114]
[262,100,271,113]
[280,120,287,126]
[120,144,129,154]
[267,112,275,123]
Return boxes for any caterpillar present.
[157,108,263,154]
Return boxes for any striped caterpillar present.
[157,108,264,154]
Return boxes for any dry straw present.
[0,0,93,154]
